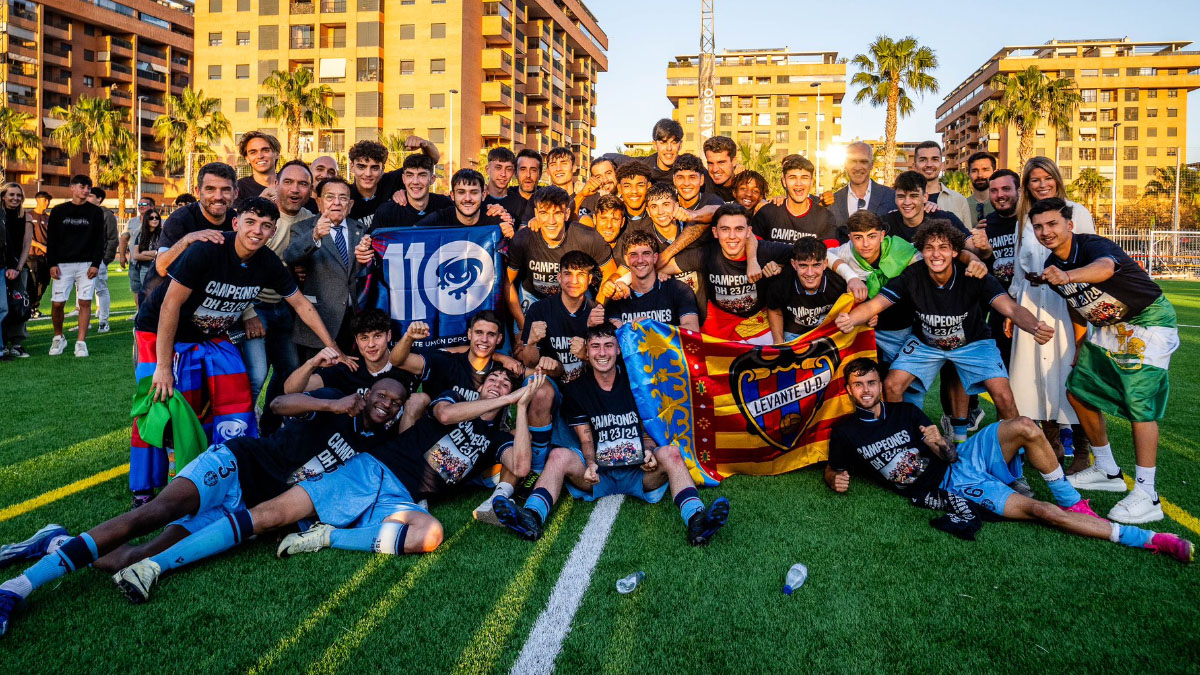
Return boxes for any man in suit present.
[286,176,368,362]
[830,142,896,232]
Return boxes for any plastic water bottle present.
[1061,426,1075,459]
[616,571,644,594]
[783,563,808,595]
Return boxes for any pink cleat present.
[1146,533,1194,563]
[1060,499,1101,519]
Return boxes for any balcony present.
[569,82,586,99]
[43,21,70,40]
[524,106,548,128]
[291,38,315,49]
[481,113,513,141]
[527,50,544,69]
[482,15,511,46]
[108,36,133,56]
[570,58,589,79]
[570,127,586,145]
[481,81,512,109]
[525,72,548,101]
[107,61,134,81]
[482,49,512,77]
[290,0,314,12]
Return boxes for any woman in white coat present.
[1007,156,1093,472]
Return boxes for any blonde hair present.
[3,182,24,216]
[1016,156,1067,224]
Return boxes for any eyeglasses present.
[323,195,352,204]
[138,202,152,207]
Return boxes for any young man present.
[883,170,970,243]
[751,154,837,244]
[156,162,239,278]
[1032,198,1181,524]
[767,236,847,342]
[604,231,700,332]
[971,169,1021,366]
[638,181,747,292]
[83,187,119,334]
[389,310,525,402]
[0,380,412,634]
[640,118,684,184]
[514,149,544,225]
[285,308,415,396]
[834,221,1053,442]
[827,358,1191,561]
[370,153,453,230]
[518,250,597,384]
[493,324,730,545]
[541,147,579,219]
[348,136,440,228]
[655,152,725,263]
[576,155,618,224]
[591,194,628,255]
[413,168,513,233]
[108,372,543,604]
[46,175,105,357]
[913,141,971,227]
[2,183,32,357]
[661,204,788,344]
[481,147,527,225]
[615,162,653,228]
[702,135,739,202]
[506,185,615,331]
[25,190,52,315]
[233,131,281,209]
[130,197,351,505]
[965,151,997,227]
[829,141,896,232]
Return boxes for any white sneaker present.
[967,406,986,433]
[113,559,161,604]
[276,523,333,558]
[473,493,503,527]
[1107,489,1164,524]
[74,341,89,358]
[97,321,110,334]
[1067,465,1126,492]
[48,335,67,356]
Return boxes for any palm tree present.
[49,96,128,185]
[851,36,938,185]
[258,68,336,158]
[1068,168,1109,217]
[1144,165,1200,202]
[152,87,231,190]
[737,141,782,196]
[940,169,972,197]
[99,136,156,222]
[380,132,408,171]
[0,107,40,183]
[980,66,1081,170]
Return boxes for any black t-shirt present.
[413,205,506,229]
[768,270,847,335]
[234,176,268,210]
[751,198,838,243]
[135,232,297,342]
[521,294,594,382]
[371,390,514,498]
[158,202,236,251]
[507,223,613,301]
[675,240,792,318]
[562,369,645,467]
[605,278,699,327]
[880,261,1007,350]
[639,153,673,184]
[980,211,1018,288]
[349,170,404,228]
[706,177,736,203]
[45,201,106,268]
[484,188,529,226]
[369,193,454,231]
[828,402,949,497]
[315,360,417,396]
[577,192,603,221]
[418,349,498,400]
[225,388,394,506]
[1045,233,1163,326]
[882,209,969,243]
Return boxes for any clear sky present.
[588,0,1200,158]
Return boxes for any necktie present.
[333,225,349,266]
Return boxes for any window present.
[1148,127,1158,137]
[1146,108,1158,118]
[756,96,769,109]
[1123,185,1138,199]
[775,130,789,143]
[83,75,94,87]
[1167,127,1178,137]
[776,95,788,107]
[1167,107,1178,118]
[431,23,446,39]
[430,58,445,74]
[237,31,250,45]
[775,112,788,126]
[235,97,249,112]
[1100,147,1114,161]
[1099,90,1114,102]
[755,130,769,145]
[739,114,752,125]
[1058,146,1072,161]
[685,115,695,124]
[291,25,314,49]
[399,24,414,39]
[236,64,249,79]
[259,25,278,50]
[1147,146,1157,157]
[1167,147,1178,156]
[430,93,445,109]
[1146,166,1157,178]
[357,21,379,46]
[1124,146,1138,160]
[1124,89,1139,102]
[208,65,221,79]
[428,127,445,143]
[720,113,732,126]
[321,25,346,48]
[355,92,380,117]
[1124,165,1139,180]
[1059,69,1074,78]
[1080,69,1098,77]
[260,0,278,15]
[258,59,278,82]
[719,76,733,85]
[1128,67,1155,77]
[1124,107,1138,121]
[1100,127,1114,141]
[237,0,248,10]
[356,57,380,82]
[399,60,414,75]
[331,94,345,115]
[1168,89,1178,98]
[1080,89,1096,102]
[208,32,223,46]
[210,0,222,11]
[757,113,770,125]
[1103,68,1119,78]
[797,112,808,122]
[84,49,96,61]
[1147,89,1158,98]
[719,96,732,109]
[1080,111,1097,122]
[737,97,751,109]
[1078,148,1096,161]
[1123,126,1138,141]
[398,94,413,109]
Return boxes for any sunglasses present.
[1024,272,1043,286]
[856,197,866,210]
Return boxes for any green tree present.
[0,107,40,183]
[1144,165,1200,203]
[980,66,1081,170]
[1068,168,1110,217]
[258,68,336,159]
[49,96,128,186]
[851,35,938,185]
[99,136,156,222]
[152,87,232,191]
[380,132,409,171]
[738,141,782,196]
[940,169,972,197]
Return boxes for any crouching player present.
[0,380,411,633]
[826,358,1192,562]
[493,324,730,546]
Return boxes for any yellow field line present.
[452,499,576,675]
[0,464,129,523]
[1121,475,1200,537]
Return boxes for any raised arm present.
[269,391,364,418]
[388,321,430,374]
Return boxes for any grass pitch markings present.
[0,463,129,522]
[510,495,625,675]
[452,498,577,675]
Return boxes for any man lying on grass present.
[825,357,1192,562]
[0,379,416,636]
[105,372,545,605]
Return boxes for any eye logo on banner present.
[425,241,492,312]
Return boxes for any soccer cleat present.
[1147,533,1194,563]
[1107,490,1164,524]
[472,494,503,527]
[97,321,110,334]
[131,491,154,510]
[0,589,24,637]
[686,497,731,546]
[113,559,161,604]
[967,406,986,433]
[1060,499,1101,519]
[1009,477,1035,498]
[48,335,67,356]
[276,523,333,558]
[74,341,88,358]
[0,524,69,570]
[1067,465,1127,492]
[492,495,543,541]
[514,471,542,501]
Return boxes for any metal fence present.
[1098,228,1200,278]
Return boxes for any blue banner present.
[365,225,503,348]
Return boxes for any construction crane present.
[698,0,715,153]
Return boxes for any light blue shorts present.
[299,454,428,529]
[874,328,914,365]
[941,422,1022,516]
[561,446,669,503]
[171,445,246,533]
[891,337,1007,396]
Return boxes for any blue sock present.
[1042,468,1081,507]
[1118,524,1154,549]
[150,508,254,572]
[951,418,969,443]
[530,425,553,467]
[524,487,553,524]
[21,534,99,592]
[674,487,704,524]
[329,523,409,555]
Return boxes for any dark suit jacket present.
[830,181,896,231]
[285,215,367,349]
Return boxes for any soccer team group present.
[0,118,1193,638]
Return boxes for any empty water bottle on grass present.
[1061,426,1075,459]
[783,563,808,595]
[616,571,644,594]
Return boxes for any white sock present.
[1134,465,1157,499]
[1090,443,1120,476]
[1,574,33,599]
[1041,467,1065,483]
[45,535,71,555]
[492,481,515,499]
[1109,522,1121,543]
